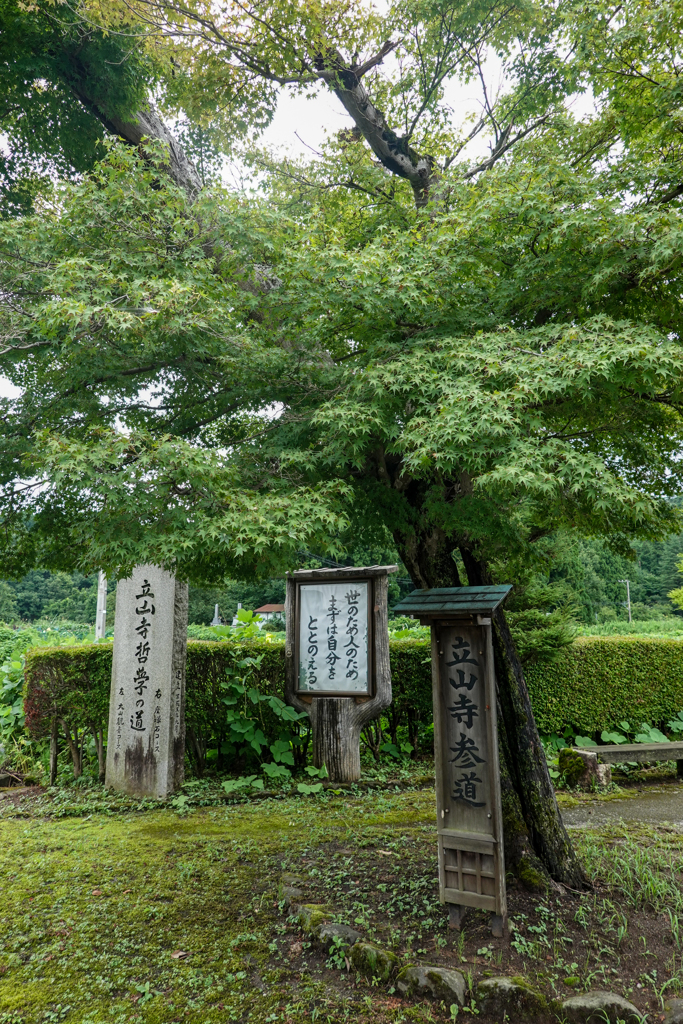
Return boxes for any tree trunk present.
[60,721,83,779]
[459,547,585,888]
[309,697,370,779]
[394,534,587,889]
[361,717,385,761]
[406,707,422,760]
[385,702,401,749]
[68,76,202,196]
[186,726,206,776]
[91,727,106,782]
[50,718,59,786]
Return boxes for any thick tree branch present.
[315,43,436,208]
[69,80,202,195]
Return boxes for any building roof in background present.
[255,604,285,613]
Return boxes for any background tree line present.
[3,527,683,626]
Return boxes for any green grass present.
[0,787,440,1024]
[577,825,683,915]
[5,783,683,1022]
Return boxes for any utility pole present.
[618,579,632,623]
[95,571,108,638]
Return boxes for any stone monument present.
[105,564,189,799]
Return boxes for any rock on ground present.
[316,923,361,951]
[397,964,465,1004]
[348,941,397,982]
[477,976,550,1019]
[281,885,303,904]
[664,998,683,1024]
[559,748,611,790]
[562,990,642,1023]
[294,904,330,934]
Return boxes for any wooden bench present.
[576,741,683,776]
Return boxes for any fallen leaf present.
[122,889,132,894]
[171,950,190,959]
[91,889,102,896]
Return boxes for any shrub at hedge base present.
[24,644,112,740]
[25,635,683,772]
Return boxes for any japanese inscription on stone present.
[297,581,370,693]
[106,564,188,799]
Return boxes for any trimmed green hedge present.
[24,637,434,765]
[26,635,683,759]
[24,643,112,739]
[525,635,683,733]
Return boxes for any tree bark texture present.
[60,720,85,779]
[65,69,202,195]
[285,570,394,783]
[458,547,586,888]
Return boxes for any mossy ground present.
[0,781,450,1024]
[2,771,683,1023]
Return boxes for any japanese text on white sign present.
[298,582,370,693]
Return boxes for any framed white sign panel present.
[295,578,373,696]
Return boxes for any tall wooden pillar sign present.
[285,565,397,783]
[394,585,512,937]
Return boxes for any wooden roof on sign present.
[288,564,398,582]
[393,585,512,616]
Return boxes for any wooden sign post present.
[394,585,512,937]
[284,565,397,783]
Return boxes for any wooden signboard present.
[284,565,397,782]
[393,585,512,936]
[294,574,373,696]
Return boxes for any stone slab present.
[577,742,683,763]
[560,748,611,790]
[105,565,188,799]
[397,964,465,1004]
[477,977,549,1019]
[316,923,361,951]
[348,941,397,982]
